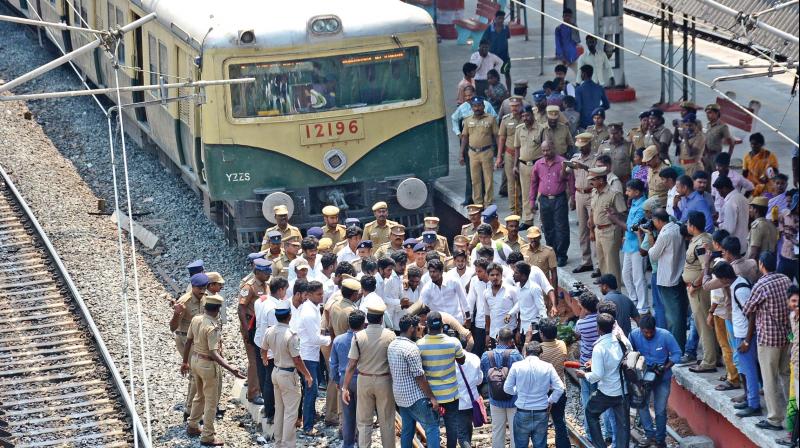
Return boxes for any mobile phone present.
[695,247,706,256]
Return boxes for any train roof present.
[141,0,435,51]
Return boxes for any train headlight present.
[310,16,341,35]
[396,178,428,210]
[238,30,255,45]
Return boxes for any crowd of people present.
[168,6,800,448]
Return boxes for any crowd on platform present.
[169,6,800,448]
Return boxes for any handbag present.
[458,364,487,427]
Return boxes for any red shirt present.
[530,155,575,204]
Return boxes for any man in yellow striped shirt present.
[417,311,466,448]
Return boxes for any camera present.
[631,217,654,232]
[569,281,589,298]
[678,222,690,238]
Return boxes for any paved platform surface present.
[432,0,798,295]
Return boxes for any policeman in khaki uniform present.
[682,214,717,372]
[275,236,300,279]
[480,204,508,242]
[502,214,526,252]
[567,133,598,272]
[597,123,631,183]
[496,97,524,215]
[453,234,470,257]
[514,105,541,227]
[644,109,673,159]
[351,240,373,273]
[322,205,347,246]
[677,114,706,177]
[261,300,314,448]
[703,103,734,174]
[374,224,406,259]
[588,167,627,284]
[520,226,558,288]
[626,110,650,157]
[171,272,208,417]
[182,259,205,294]
[341,300,397,448]
[318,237,333,254]
[261,205,302,251]
[585,108,610,153]
[238,259,271,404]
[748,196,779,257]
[643,145,673,201]
[422,217,451,256]
[540,105,574,156]
[461,204,483,241]
[363,201,399,248]
[182,293,244,446]
[334,218,362,254]
[262,231,283,265]
[460,96,499,206]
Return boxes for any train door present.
[131,12,147,124]
[93,0,104,86]
[176,47,194,168]
[62,0,73,52]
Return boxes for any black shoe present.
[733,401,749,410]
[183,412,190,422]
[249,396,265,405]
[735,407,762,417]
[591,269,602,278]
[678,354,697,365]
[636,438,656,448]
[572,265,594,273]
[557,258,568,267]
[755,420,783,430]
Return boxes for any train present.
[7,0,449,247]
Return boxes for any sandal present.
[715,381,738,391]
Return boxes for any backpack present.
[731,278,753,311]
[487,349,513,401]
[616,336,648,408]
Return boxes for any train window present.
[148,34,157,85]
[115,8,125,63]
[158,42,168,82]
[228,47,421,118]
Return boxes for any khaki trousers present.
[575,191,593,266]
[469,148,494,206]
[503,152,521,215]
[680,161,702,178]
[518,161,535,224]
[243,339,260,400]
[321,344,340,423]
[714,316,739,385]
[595,226,622,283]
[187,357,221,443]
[688,287,717,369]
[273,369,301,448]
[356,375,396,448]
[175,333,197,411]
[758,344,790,427]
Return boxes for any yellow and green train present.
[9,0,449,246]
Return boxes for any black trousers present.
[585,390,630,448]
[538,192,570,262]
[255,354,275,419]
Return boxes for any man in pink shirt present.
[530,141,575,266]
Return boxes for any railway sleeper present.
[13,429,127,448]
[0,270,53,282]
[0,344,86,362]
[1,388,107,408]
[0,359,94,377]
[4,397,113,417]
[4,293,64,307]
[0,369,92,388]
[0,302,63,316]
[0,337,84,355]
[0,286,57,297]
[0,228,26,237]
[0,329,80,346]
[14,418,126,439]
[0,379,103,398]
[9,406,116,427]
[0,278,52,290]
[0,310,69,325]
[0,319,76,335]
[0,250,43,265]
[0,264,47,275]
[0,351,91,371]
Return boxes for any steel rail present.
[0,163,151,448]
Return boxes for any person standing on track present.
[238,259,272,406]
[171,272,208,420]
[181,294,245,446]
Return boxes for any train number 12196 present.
[300,117,364,145]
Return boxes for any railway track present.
[0,165,148,447]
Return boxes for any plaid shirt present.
[743,272,792,347]
[388,336,426,408]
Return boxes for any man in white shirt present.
[469,39,504,97]
[403,265,424,308]
[575,313,630,448]
[336,226,362,265]
[455,344,483,447]
[296,280,331,435]
[319,252,338,304]
[506,261,553,333]
[447,250,475,289]
[255,277,289,423]
[646,208,690,352]
[468,258,491,356]
[376,257,403,329]
[575,35,615,87]
[659,168,680,219]
[483,263,519,344]
[713,175,750,252]
[711,152,753,213]
[471,224,513,266]
[420,259,471,325]
[503,341,565,448]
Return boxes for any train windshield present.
[229,47,421,118]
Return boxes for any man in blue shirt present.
[673,175,714,232]
[329,310,365,448]
[482,10,512,88]
[629,315,682,448]
[554,9,579,74]
[480,328,524,448]
[451,85,497,205]
[574,64,609,129]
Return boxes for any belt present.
[469,145,493,152]
[193,353,213,361]
[516,408,548,413]
[680,159,697,165]
[576,187,593,194]
[277,366,296,372]
[518,157,540,166]
[595,223,613,229]
[540,192,566,200]
[359,372,390,377]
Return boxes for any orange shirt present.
[743,149,778,196]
